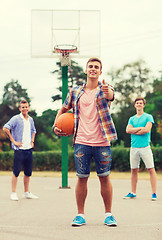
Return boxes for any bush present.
[111,147,130,171]
[0,147,161,171]
[33,151,62,170]
[2,142,10,152]
[0,151,14,170]
[36,133,61,151]
[152,147,162,171]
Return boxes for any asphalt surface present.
[0,175,162,240]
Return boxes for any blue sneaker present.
[123,192,136,199]
[104,215,117,227]
[72,216,86,226]
[152,193,157,201]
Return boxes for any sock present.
[77,214,85,219]
[105,212,112,219]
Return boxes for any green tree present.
[0,79,32,128]
[108,59,153,108]
[0,103,13,128]
[145,79,162,146]
[112,105,135,147]
[51,60,86,103]
[145,79,162,119]
[36,133,61,151]
[107,59,154,146]
[35,109,58,151]
[2,79,31,110]
[37,109,57,138]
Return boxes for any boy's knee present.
[13,171,20,177]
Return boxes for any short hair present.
[19,100,29,107]
[86,57,102,70]
[134,97,146,105]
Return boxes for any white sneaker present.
[10,192,19,201]
[23,192,39,199]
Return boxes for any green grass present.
[0,170,162,180]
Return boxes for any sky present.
[0,0,162,115]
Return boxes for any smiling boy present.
[3,100,38,201]
[53,58,117,226]
[124,97,157,201]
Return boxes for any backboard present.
[31,10,101,59]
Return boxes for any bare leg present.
[131,168,138,194]
[24,175,30,193]
[148,168,157,194]
[12,174,18,192]
[75,177,88,214]
[99,175,112,213]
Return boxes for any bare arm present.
[3,127,22,148]
[126,122,152,135]
[126,124,142,134]
[31,133,36,148]
[135,122,152,135]
[52,106,69,136]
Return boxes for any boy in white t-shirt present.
[3,100,38,201]
[53,58,117,226]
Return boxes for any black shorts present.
[13,149,33,177]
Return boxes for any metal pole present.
[61,66,69,188]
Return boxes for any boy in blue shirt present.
[3,100,38,201]
[123,97,157,201]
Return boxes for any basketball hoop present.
[54,44,77,66]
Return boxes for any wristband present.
[52,125,56,131]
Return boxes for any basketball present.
[56,113,74,135]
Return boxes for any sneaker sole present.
[23,196,31,199]
[123,197,136,199]
[104,223,117,227]
[152,198,157,201]
[23,196,39,199]
[23,197,38,199]
[72,223,86,227]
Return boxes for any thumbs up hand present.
[102,79,114,100]
[102,79,106,85]
[102,79,109,96]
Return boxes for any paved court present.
[0,175,162,240]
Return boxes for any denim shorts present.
[74,144,112,178]
[13,149,33,177]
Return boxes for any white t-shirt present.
[19,113,32,150]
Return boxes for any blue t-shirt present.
[128,113,154,148]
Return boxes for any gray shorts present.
[130,145,154,169]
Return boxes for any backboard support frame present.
[31,9,101,59]
[31,9,101,188]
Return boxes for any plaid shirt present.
[63,81,117,143]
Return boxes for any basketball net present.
[54,45,77,67]
[59,52,71,66]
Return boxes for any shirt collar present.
[20,113,29,120]
[83,81,102,90]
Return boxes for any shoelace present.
[107,215,116,222]
[74,216,82,221]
